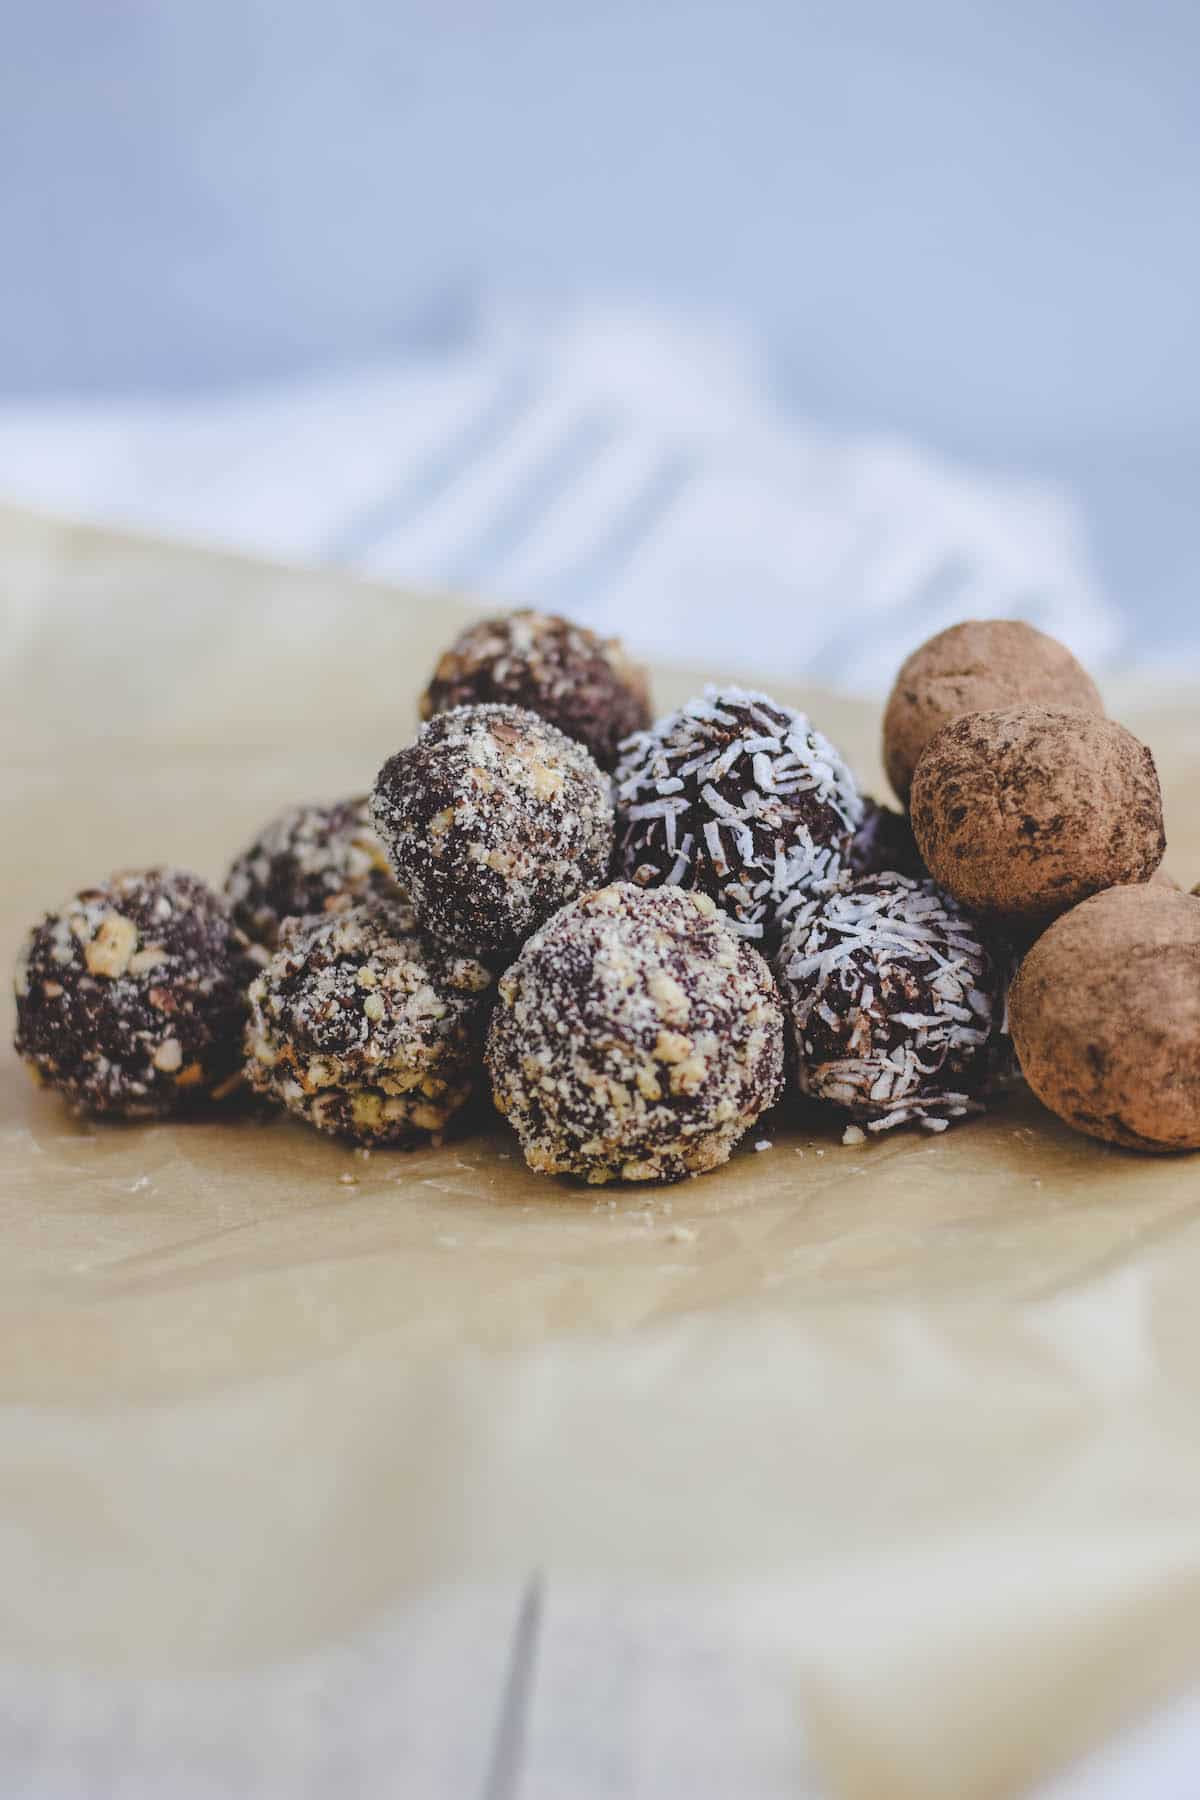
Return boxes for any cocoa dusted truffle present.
[420,608,651,771]
[910,706,1164,929]
[614,687,862,944]
[14,868,252,1118]
[883,619,1104,804]
[1010,884,1200,1152]
[245,897,494,1145]
[776,873,1009,1133]
[371,704,614,958]
[486,883,785,1184]
[225,795,403,950]
[848,797,926,881]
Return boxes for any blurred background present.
[1,0,1196,689]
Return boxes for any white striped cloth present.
[0,297,1120,692]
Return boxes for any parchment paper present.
[5,504,1200,1799]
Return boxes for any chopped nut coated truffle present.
[614,687,861,944]
[245,898,494,1145]
[225,795,403,949]
[14,869,253,1117]
[420,608,651,771]
[371,704,615,957]
[1010,884,1200,1152]
[486,883,785,1183]
[883,619,1104,804]
[910,705,1164,929]
[776,873,1009,1133]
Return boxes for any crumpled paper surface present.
[4,503,1200,1800]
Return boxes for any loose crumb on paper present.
[338,1172,358,1187]
[666,1224,697,1244]
[842,1124,867,1147]
[754,1139,773,1153]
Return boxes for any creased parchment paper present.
[4,505,1200,1800]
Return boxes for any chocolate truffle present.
[848,797,927,881]
[371,704,614,958]
[245,897,494,1145]
[776,874,1008,1133]
[486,883,785,1184]
[14,868,252,1118]
[883,619,1104,804]
[1010,884,1200,1152]
[225,795,402,950]
[420,608,651,771]
[910,706,1164,929]
[614,687,861,944]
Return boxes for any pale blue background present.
[2,0,1197,649]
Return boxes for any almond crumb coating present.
[245,898,494,1145]
[486,883,785,1184]
[371,703,615,957]
[776,872,1009,1133]
[14,868,254,1118]
[225,795,403,949]
[420,608,651,771]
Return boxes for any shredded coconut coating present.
[245,898,494,1145]
[420,608,651,771]
[776,872,1008,1134]
[486,883,785,1185]
[14,868,254,1118]
[614,686,862,946]
[225,795,403,949]
[371,703,615,957]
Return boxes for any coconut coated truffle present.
[14,868,252,1118]
[614,687,861,944]
[245,897,494,1145]
[776,873,1008,1133]
[883,619,1104,804]
[1010,884,1200,1152]
[225,795,402,949]
[486,883,785,1184]
[910,705,1164,929]
[371,704,615,958]
[420,608,651,771]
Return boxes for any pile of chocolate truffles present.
[13,609,1200,1181]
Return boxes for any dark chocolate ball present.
[14,869,253,1118]
[614,687,861,945]
[420,608,651,771]
[1010,884,1200,1152]
[225,795,403,950]
[848,797,927,881]
[371,704,615,958]
[246,897,495,1145]
[486,882,785,1184]
[775,873,1009,1133]
[910,706,1164,928]
[883,618,1104,804]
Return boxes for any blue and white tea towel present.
[0,297,1121,692]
